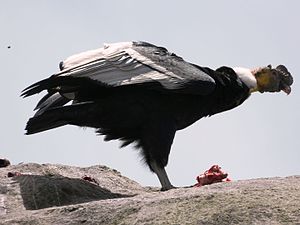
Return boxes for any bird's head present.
[251,65,293,95]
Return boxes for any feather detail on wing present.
[22,41,216,102]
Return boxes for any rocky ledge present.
[0,163,299,225]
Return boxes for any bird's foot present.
[160,185,176,191]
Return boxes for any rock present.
[0,163,299,224]
[0,158,10,168]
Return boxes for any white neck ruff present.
[233,67,257,89]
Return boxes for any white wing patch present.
[58,42,186,89]
[62,42,133,70]
[125,48,185,81]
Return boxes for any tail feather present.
[21,76,79,98]
[21,77,55,97]
[25,102,94,135]
[34,93,70,116]
[25,116,68,134]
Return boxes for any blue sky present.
[1,0,299,187]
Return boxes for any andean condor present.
[22,41,293,190]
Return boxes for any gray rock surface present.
[0,163,299,225]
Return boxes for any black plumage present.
[22,41,291,190]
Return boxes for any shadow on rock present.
[14,175,133,210]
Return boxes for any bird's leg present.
[150,161,174,191]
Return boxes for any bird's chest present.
[169,96,209,130]
[172,90,249,130]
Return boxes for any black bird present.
[22,41,293,190]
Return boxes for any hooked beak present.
[281,84,291,95]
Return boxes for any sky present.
[1,0,299,187]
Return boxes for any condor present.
[22,41,293,190]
